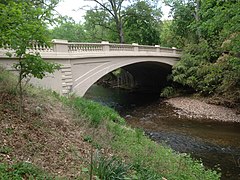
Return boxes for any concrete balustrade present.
[0,39,181,54]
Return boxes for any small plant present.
[92,153,130,179]
[83,135,93,143]
[0,146,12,154]
[3,127,14,136]
[0,162,53,179]
[160,86,175,97]
[131,164,162,180]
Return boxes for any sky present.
[55,0,172,23]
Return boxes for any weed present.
[0,162,55,179]
[3,127,14,135]
[83,135,93,143]
[0,146,12,154]
[160,86,175,97]
[92,153,130,179]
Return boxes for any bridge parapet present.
[66,40,181,54]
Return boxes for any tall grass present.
[92,154,130,179]
[0,66,17,95]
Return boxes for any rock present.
[35,106,43,115]
[125,115,132,118]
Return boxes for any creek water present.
[84,85,240,180]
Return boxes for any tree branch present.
[85,0,115,17]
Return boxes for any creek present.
[84,85,240,180]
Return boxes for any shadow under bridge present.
[96,61,172,94]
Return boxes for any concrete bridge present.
[0,39,181,96]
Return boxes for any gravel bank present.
[165,97,240,122]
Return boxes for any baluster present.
[68,45,71,52]
[42,44,46,51]
[32,42,35,51]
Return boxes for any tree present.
[50,16,87,42]
[167,0,240,104]
[159,20,174,47]
[164,0,198,48]
[85,0,127,43]
[124,1,161,45]
[0,0,60,117]
[84,0,162,44]
[84,8,118,42]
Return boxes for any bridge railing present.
[0,39,181,55]
[68,42,103,52]
[66,40,181,54]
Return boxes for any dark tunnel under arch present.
[90,61,172,94]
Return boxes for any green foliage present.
[160,86,175,97]
[131,165,163,179]
[92,154,130,179]
[0,0,58,52]
[84,9,118,42]
[83,0,162,43]
[0,0,60,78]
[165,0,240,104]
[0,162,54,180]
[163,0,198,48]
[124,1,161,45]
[13,53,60,80]
[0,0,60,115]
[160,20,175,47]
[50,17,87,42]
[0,66,17,95]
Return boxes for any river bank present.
[164,97,240,123]
[0,68,221,179]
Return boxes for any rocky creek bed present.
[165,97,240,123]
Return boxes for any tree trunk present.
[195,0,201,39]
[18,71,23,119]
[118,21,124,43]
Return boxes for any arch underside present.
[71,56,177,96]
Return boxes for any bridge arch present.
[71,56,176,96]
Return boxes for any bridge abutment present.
[61,64,73,95]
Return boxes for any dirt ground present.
[0,94,95,178]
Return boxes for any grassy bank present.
[0,67,220,179]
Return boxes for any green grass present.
[0,66,17,95]
[92,154,130,179]
[61,95,221,180]
[0,162,56,180]
[61,95,125,127]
